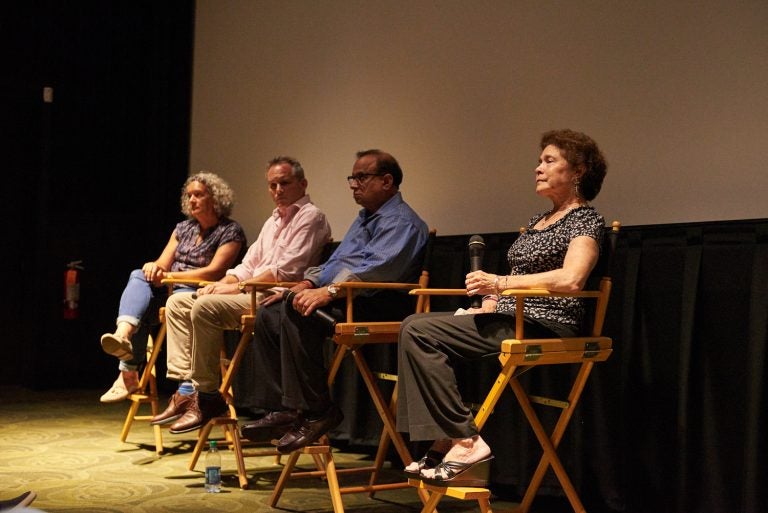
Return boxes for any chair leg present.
[322,450,344,513]
[269,450,302,507]
[119,400,141,443]
[311,453,326,471]
[326,344,348,386]
[368,424,392,497]
[417,488,445,513]
[478,498,493,513]
[147,387,164,456]
[350,349,414,467]
[151,423,164,457]
[269,442,344,513]
[189,421,215,471]
[367,382,399,497]
[224,422,249,489]
[508,363,594,513]
[120,323,166,455]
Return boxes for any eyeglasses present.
[346,172,384,186]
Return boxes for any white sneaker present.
[100,333,134,361]
[99,372,138,403]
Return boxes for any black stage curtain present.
[232,220,767,513]
[3,1,195,389]
[406,220,767,513]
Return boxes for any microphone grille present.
[468,234,485,247]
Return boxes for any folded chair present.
[119,278,202,456]
[269,230,437,512]
[407,222,620,513]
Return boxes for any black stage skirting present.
[14,219,767,513]
[231,219,768,513]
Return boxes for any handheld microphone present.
[282,289,337,330]
[468,235,486,308]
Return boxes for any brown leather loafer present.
[150,391,196,425]
[169,392,227,434]
[240,410,299,442]
[276,404,343,454]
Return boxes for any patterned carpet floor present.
[0,386,519,513]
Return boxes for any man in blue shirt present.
[241,149,429,453]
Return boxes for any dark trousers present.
[251,291,414,414]
[396,311,573,441]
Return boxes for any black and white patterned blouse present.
[496,206,605,328]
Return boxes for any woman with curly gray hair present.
[99,171,246,403]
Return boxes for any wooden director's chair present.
[189,240,338,489]
[119,278,201,456]
[407,222,620,513]
[268,229,437,513]
[187,280,300,489]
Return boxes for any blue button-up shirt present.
[305,191,428,288]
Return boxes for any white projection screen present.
[190,0,768,241]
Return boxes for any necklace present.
[540,202,588,226]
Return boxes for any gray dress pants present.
[396,311,572,441]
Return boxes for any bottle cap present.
[210,440,217,448]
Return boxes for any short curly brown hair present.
[540,129,607,201]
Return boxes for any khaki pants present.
[164,291,262,392]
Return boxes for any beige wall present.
[190,0,768,241]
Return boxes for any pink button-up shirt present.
[226,195,331,282]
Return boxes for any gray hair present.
[267,156,305,180]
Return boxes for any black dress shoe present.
[169,392,228,434]
[150,391,196,425]
[420,456,494,488]
[276,404,343,454]
[240,410,299,442]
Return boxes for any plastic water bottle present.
[205,440,222,493]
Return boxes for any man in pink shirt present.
[150,156,331,433]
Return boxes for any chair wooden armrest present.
[160,278,211,287]
[410,286,604,319]
[410,287,598,297]
[239,279,300,289]
[337,281,422,291]
[500,288,602,298]
[334,279,426,321]
[410,288,465,296]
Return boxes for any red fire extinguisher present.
[63,260,84,320]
